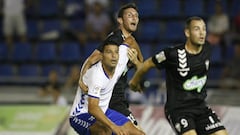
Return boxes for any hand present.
[112,125,129,135]
[129,79,143,92]
[127,48,138,65]
[123,35,136,46]
[79,79,88,93]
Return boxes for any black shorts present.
[110,100,138,126]
[165,106,225,135]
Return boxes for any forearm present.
[134,42,144,62]
[130,58,155,88]
[89,105,115,130]
[132,58,142,70]
[80,50,102,80]
[131,63,148,84]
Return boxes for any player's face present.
[122,8,139,33]
[102,45,119,69]
[188,20,206,46]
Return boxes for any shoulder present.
[87,62,103,76]
[105,29,124,45]
[163,44,184,56]
[88,62,108,83]
[98,29,124,51]
[152,44,183,63]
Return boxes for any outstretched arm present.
[79,50,102,92]
[129,57,156,92]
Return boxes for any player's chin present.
[197,40,205,45]
[129,27,137,32]
[110,62,117,67]
[199,41,205,45]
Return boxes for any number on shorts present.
[180,118,188,128]
[209,116,215,124]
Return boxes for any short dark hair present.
[117,3,138,18]
[185,16,203,29]
[101,40,118,51]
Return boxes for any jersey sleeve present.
[97,30,124,52]
[88,83,103,98]
[152,48,168,69]
[87,75,106,98]
[113,44,129,77]
[84,66,106,98]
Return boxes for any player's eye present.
[193,27,200,31]
[126,13,133,17]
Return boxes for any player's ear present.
[117,17,123,25]
[184,28,190,38]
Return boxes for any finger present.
[131,48,137,53]
[128,49,137,58]
[130,49,137,57]
[127,51,135,60]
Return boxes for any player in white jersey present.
[69,38,145,135]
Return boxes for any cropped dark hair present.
[101,40,118,51]
[117,3,138,18]
[185,16,203,29]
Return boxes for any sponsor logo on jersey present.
[183,75,207,93]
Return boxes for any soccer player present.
[69,39,145,135]
[129,16,228,135]
[79,2,143,127]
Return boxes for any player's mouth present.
[130,22,136,26]
[199,37,205,40]
[111,60,118,64]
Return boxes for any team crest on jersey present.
[93,85,101,95]
[205,60,209,70]
[177,49,189,77]
[155,51,166,63]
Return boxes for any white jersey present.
[70,44,129,116]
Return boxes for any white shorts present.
[3,13,26,36]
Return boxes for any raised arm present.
[124,36,143,69]
[129,57,156,92]
[79,50,102,92]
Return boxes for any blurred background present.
[0,0,240,135]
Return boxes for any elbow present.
[88,50,102,65]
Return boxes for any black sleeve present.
[152,48,169,69]
[97,30,124,52]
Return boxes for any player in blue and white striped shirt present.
[69,39,145,135]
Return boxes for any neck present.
[185,41,203,54]
[120,27,132,38]
[102,65,115,78]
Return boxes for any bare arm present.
[124,36,143,69]
[129,57,156,92]
[88,97,127,134]
[133,39,144,63]
[79,50,102,92]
